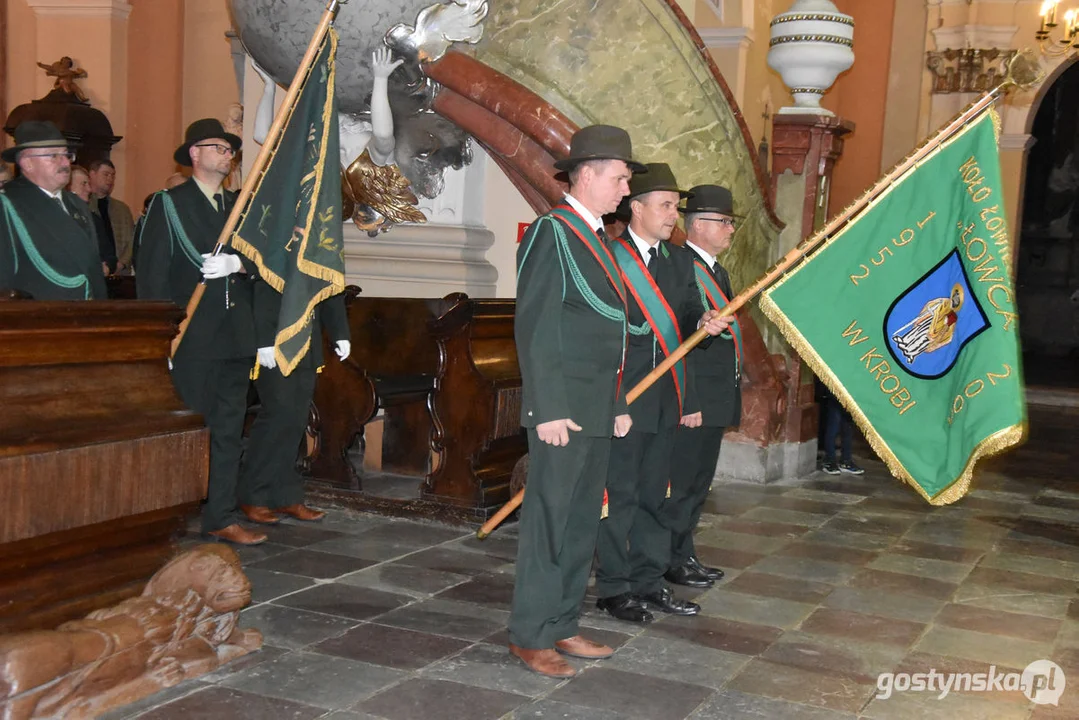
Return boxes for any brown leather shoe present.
[274,504,325,522]
[509,644,576,678]
[207,523,267,546]
[555,635,614,659]
[240,505,281,525]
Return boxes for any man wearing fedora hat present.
[0,120,106,300]
[595,163,732,624]
[137,118,264,546]
[660,184,743,588]
[508,124,641,678]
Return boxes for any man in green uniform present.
[595,165,731,624]
[136,118,264,546]
[238,283,350,524]
[662,185,742,588]
[509,125,640,679]
[0,121,106,300]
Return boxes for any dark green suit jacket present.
[135,178,256,361]
[618,233,707,433]
[252,280,350,370]
[689,257,742,428]
[515,206,628,437]
[0,176,106,300]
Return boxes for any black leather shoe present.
[688,555,724,581]
[596,592,654,624]
[664,564,714,588]
[638,586,700,616]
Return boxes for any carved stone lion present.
[0,545,261,720]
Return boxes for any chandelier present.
[1037,1,1079,56]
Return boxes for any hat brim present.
[629,186,692,200]
[553,154,648,174]
[174,132,242,167]
[678,205,744,218]
[2,138,80,163]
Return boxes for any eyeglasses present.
[694,216,738,227]
[24,151,75,162]
[194,144,236,156]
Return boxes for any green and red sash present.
[693,258,742,376]
[549,205,626,304]
[613,237,685,412]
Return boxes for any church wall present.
[5,0,38,133]
[182,0,239,131]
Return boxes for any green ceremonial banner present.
[231,28,345,376]
[760,107,1025,505]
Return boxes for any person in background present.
[88,159,135,273]
[69,165,115,276]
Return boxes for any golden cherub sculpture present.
[36,56,89,102]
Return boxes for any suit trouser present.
[239,365,317,508]
[171,357,251,533]
[508,430,610,649]
[663,424,725,568]
[595,423,677,598]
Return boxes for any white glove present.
[201,253,242,279]
[167,358,173,371]
[257,347,277,369]
[334,340,351,360]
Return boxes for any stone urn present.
[767,0,855,115]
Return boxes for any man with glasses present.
[137,118,264,546]
[0,120,106,300]
[660,185,743,589]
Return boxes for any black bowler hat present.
[627,162,692,200]
[554,124,647,173]
[2,121,78,163]
[679,184,741,218]
[174,118,241,166]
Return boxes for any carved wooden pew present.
[307,291,526,521]
[0,298,208,632]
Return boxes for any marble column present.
[715,113,854,483]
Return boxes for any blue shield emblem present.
[884,250,990,379]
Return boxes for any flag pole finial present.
[1003,49,1044,91]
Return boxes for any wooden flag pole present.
[170,0,345,358]
[477,79,1012,540]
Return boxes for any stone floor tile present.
[314,622,471,670]
[914,624,1054,670]
[694,544,767,571]
[303,536,419,563]
[821,587,946,624]
[889,540,985,564]
[693,528,794,554]
[719,518,812,539]
[756,495,851,516]
[738,506,832,527]
[646,614,783,656]
[688,689,859,719]
[934,602,1062,643]
[356,677,528,720]
[337,562,470,598]
[246,549,376,579]
[951,583,1073,619]
[696,588,816,629]
[434,572,516,609]
[770,630,909,679]
[545,667,714,719]
[994,537,1079,563]
[374,597,509,641]
[310,510,389,535]
[391,546,510,576]
[859,684,1032,719]
[978,551,1079,581]
[726,658,876,714]
[355,520,470,547]
[777,541,879,566]
[892,651,1047,706]
[98,682,210,720]
[218,650,406,710]
[798,608,926,648]
[847,568,958,600]
[273,582,413,621]
[135,686,326,720]
[423,642,569,697]
[243,568,316,604]
[240,603,359,650]
[902,520,1007,549]
[453,532,520,561]
[510,699,634,719]
[231,541,293,565]
[798,479,873,498]
[821,515,914,538]
[747,556,861,585]
[963,566,1077,596]
[785,488,869,505]
[604,634,749,691]
[800,527,898,552]
[723,570,835,605]
[199,644,290,683]
[866,554,975,583]
[259,522,349,548]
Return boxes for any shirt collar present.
[193,176,224,207]
[627,226,657,261]
[563,193,602,232]
[686,240,716,270]
[38,185,64,201]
